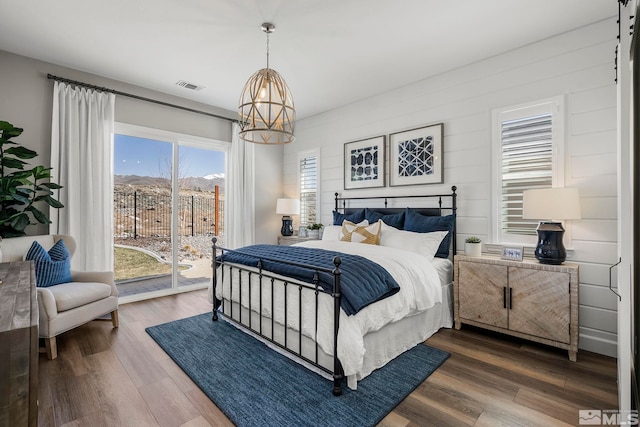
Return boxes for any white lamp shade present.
[276,198,300,215]
[522,188,582,220]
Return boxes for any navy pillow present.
[365,209,405,229]
[404,208,455,258]
[25,240,72,288]
[332,208,366,226]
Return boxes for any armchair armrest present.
[71,270,118,297]
[37,287,59,323]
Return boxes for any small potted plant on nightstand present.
[306,223,323,239]
[464,236,482,257]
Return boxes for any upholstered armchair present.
[2,234,118,359]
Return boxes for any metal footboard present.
[210,238,345,396]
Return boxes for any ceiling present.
[0,0,616,120]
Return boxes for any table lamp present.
[522,188,581,265]
[276,198,300,236]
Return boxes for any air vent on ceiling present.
[176,80,205,91]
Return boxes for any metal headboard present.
[334,185,458,256]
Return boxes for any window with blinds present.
[500,113,553,235]
[492,97,564,244]
[299,152,318,226]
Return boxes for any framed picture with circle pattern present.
[389,123,444,186]
[343,135,385,190]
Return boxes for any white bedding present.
[208,240,444,381]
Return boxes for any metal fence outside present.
[114,187,223,239]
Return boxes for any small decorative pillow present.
[322,220,370,241]
[340,220,382,245]
[25,240,72,288]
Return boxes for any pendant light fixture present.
[238,23,295,144]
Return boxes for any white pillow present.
[321,225,342,241]
[322,220,369,240]
[379,222,448,261]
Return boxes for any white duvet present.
[208,240,442,379]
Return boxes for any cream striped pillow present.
[340,220,382,245]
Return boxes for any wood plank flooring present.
[37,289,617,426]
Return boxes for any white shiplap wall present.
[283,19,619,357]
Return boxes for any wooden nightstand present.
[277,235,316,246]
[454,255,579,361]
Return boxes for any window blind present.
[501,113,553,235]
[299,155,317,226]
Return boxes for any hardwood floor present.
[37,289,617,426]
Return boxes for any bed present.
[208,187,457,395]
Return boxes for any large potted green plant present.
[0,121,64,237]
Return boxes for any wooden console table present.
[0,261,38,426]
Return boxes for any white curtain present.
[226,122,255,249]
[50,81,115,271]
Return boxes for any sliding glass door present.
[176,144,225,289]
[113,124,227,299]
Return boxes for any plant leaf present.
[43,195,64,209]
[4,146,37,159]
[27,206,50,224]
[10,213,30,231]
[32,166,53,180]
[1,157,27,169]
[41,182,64,190]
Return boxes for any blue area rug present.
[146,313,449,427]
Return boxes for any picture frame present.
[389,123,444,186]
[501,246,524,261]
[298,226,307,238]
[344,135,385,190]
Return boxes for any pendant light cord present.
[266,31,270,70]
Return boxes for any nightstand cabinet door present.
[508,268,571,344]
[458,261,508,329]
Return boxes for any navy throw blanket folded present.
[218,244,400,315]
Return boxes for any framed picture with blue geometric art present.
[344,135,386,190]
[389,123,443,186]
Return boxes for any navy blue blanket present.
[218,244,400,316]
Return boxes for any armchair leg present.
[45,337,58,360]
[111,310,119,328]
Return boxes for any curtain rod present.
[47,74,236,123]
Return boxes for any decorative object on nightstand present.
[276,198,300,236]
[454,255,579,361]
[464,236,482,257]
[306,223,323,239]
[522,187,581,265]
[501,245,523,261]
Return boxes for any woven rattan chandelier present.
[238,23,295,144]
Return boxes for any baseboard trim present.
[579,333,617,358]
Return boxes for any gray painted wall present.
[0,50,282,243]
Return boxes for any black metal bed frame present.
[211,186,457,396]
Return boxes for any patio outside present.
[114,181,224,297]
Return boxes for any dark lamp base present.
[281,216,293,236]
[534,222,566,265]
